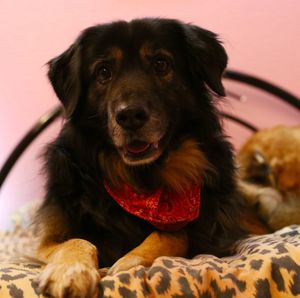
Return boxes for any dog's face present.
[99,42,177,166]
[48,19,227,166]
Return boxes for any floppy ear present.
[48,43,81,119]
[183,24,227,96]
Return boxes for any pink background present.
[0,0,299,228]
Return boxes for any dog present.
[237,126,300,231]
[35,18,253,297]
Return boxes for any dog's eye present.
[152,56,169,75]
[96,65,112,83]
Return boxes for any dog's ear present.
[48,43,81,119]
[183,24,227,96]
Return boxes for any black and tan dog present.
[36,18,253,297]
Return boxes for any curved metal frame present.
[0,106,63,189]
[224,70,300,109]
[0,70,299,190]
[222,113,258,132]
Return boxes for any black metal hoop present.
[224,70,300,110]
[0,106,63,189]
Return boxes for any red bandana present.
[104,181,201,232]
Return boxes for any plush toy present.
[237,126,300,231]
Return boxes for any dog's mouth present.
[119,139,163,165]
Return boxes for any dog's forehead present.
[81,19,182,59]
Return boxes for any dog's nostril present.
[117,113,128,124]
[136,111,147,121]
[116,107,149,130]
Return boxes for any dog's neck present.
[99,138,212,194]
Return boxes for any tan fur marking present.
[37,239,99,298]
[99,138,212,194]
[90,47,123,74]
[159,138,213,193]
[111,47,123,61]
[139,44,173,61]
[139,44,174,82]
[108,231,187,275]
[36,206,100,297]
[139,43,152,61]
[127,230,188,259]
[37,238,98,267]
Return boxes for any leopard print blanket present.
[1,225,300,298]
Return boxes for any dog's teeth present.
[153,142,159,149]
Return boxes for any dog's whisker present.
[87,113,100,120]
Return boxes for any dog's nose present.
[116,106,149,130]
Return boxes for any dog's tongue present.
[126,141,150,154]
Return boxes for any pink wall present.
[0,0,299,228]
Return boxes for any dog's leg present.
[37,238,100,298]
[238,179,282,219]
[108,230,188,275]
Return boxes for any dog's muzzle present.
[109,103,166,166]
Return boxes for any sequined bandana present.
[104,182,201,232]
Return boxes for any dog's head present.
[48,19,227,168]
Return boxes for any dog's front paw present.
[256,187,282,218]
[108,255,148,276]
[37,262,100,298]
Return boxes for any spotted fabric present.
[0,227,39,263]
[1,225,300,297]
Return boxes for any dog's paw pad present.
[37,262,100,298]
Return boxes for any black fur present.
[39,18,246,267]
